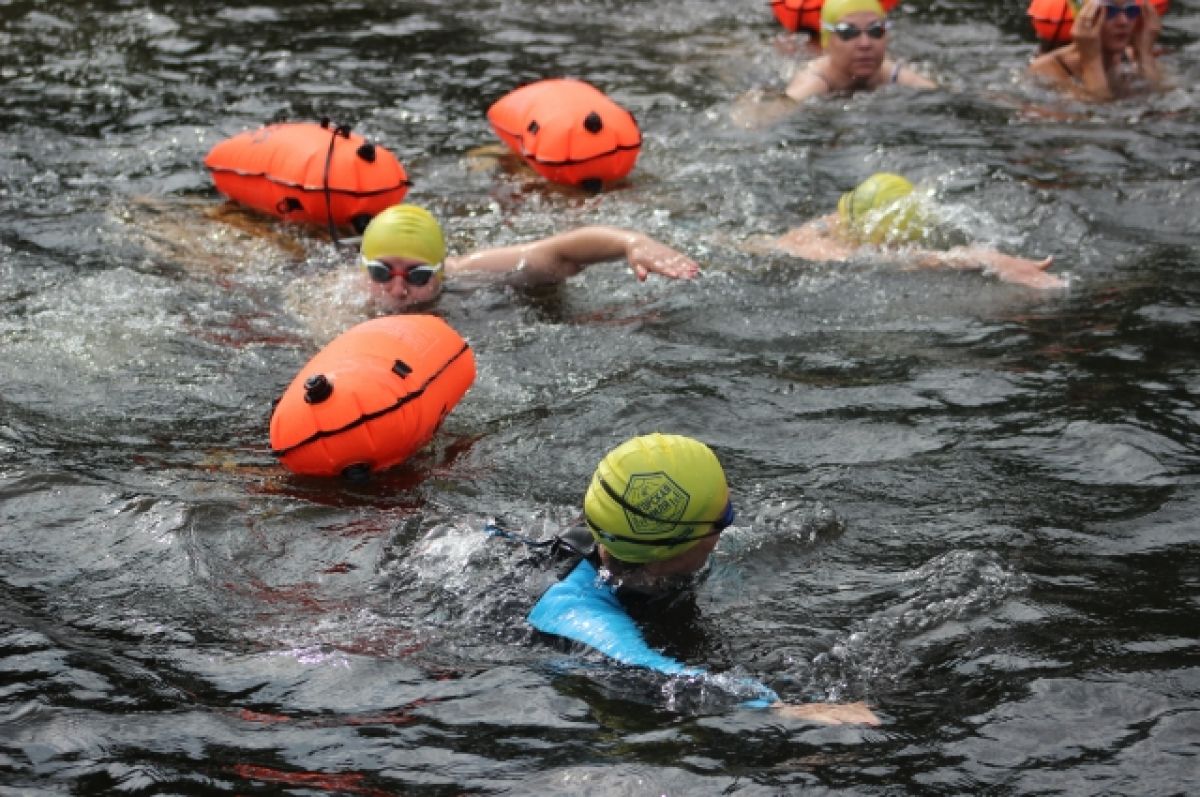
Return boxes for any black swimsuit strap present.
[1055,52,1078,81]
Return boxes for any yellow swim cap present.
[836,172,926,245]
[583,433,732,564]
[360,204,447,265]
[820,0,887,46]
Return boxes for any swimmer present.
[785,0,936,103]
[514,433,881,725]
[359,205,700,309]
[1028,0,1163,100]
[762,173,1067,290]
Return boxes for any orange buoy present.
[770,0,901,36]
[204,120,410,233]
[486,79,642,192]
[1027,0,1167,47]
[269,316,476,479]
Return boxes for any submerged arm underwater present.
[492,524,880,725]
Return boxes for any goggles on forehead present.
[823,19,891,41]
[585,476,736,549]
[362,259,444,286]
[1102,3,1141,20]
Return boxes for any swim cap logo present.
[622,472,691,536]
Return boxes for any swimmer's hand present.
[771,701,881,726]
[978,252,1067,290]
[627,235,701,282]
[1072,0,1113,98]
[1072,0,1105,61]
[1133,1,1164,84]
[918,247,1067,290]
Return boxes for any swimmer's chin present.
[369,293,441,313]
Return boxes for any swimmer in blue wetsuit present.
[522,433,880,725]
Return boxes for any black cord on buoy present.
[318,120,354,247]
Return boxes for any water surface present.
[2,1,1198,794]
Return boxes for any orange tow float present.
[1027,0,1168,48]
[204,120,410,233]
[487,78,642,192]
[269,316,476,479]
[770,0,901,37]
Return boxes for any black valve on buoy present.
[304,374,333,404]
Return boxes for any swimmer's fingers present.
[996,263,1068,290]
[629,240,701,281]
[1073,0,1104,37]
[1137,0,1163,40]
[1036,255,1055,271]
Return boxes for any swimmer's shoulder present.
[785,58,834,102]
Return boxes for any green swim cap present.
[583,433,731,565]
[820,0,887,46]
[360,204,447,265]
[837,172,926,245]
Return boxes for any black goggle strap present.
[584,476,735,548]
[484,520,589,558]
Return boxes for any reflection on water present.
[2,1,1199,794]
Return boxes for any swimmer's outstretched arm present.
[444,227,700,285]
[527,560,880,726]
[911,246,1066,290]
[772,701,881,725]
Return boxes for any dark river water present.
[3,0,1199,794]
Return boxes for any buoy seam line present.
[490,130,643,167]
[204,167,410,197]
[270,341,472,458]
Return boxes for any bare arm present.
[912,246,1066,289]
[772,214,857,262]
[785,59,833,102]
[1029,3,1112,100]
[444,226,700,285]
[1073,1,1114,98]
[895,63,938,90]
[772,701,881,725]
[1133,0,1164,85]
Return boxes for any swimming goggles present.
[584,476,737,548]
[823,20,891,41]
[1101,3,1141,20]
[362,259,444,286]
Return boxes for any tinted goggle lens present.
[825,20,890,40]
[364,260,442,286]
[1103,4,1140,19]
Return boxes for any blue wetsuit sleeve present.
[528,559,700,676]
[527,560,779,707]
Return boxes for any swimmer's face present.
[826,12,888,81]
[364,256,445,309]
[1100,2,1138,51]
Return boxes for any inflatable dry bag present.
[269,316,475,478]
[204,120,409,232]
[487,79,642,192]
